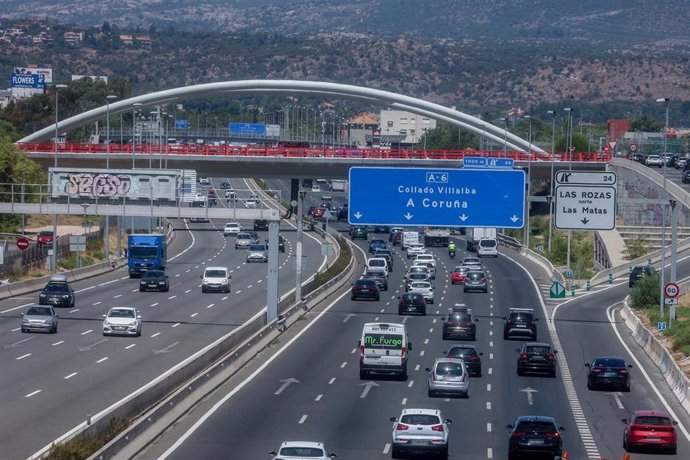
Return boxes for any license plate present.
[645,437,660,442]
[604,372,616,378]
[148,284,157,288]
[517,324,526,328]
[115,326,127,331]
[528,439,544,445]
[361,289,369,292]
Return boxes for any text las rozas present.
[559,188,612,215]
[398,184,475,209]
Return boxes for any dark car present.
[398,291,426,315]
[253,219,269,231]
[463,270,488,293]
[507,416,564,460]
[630,152,646,164]
[351,226,368,240]
[390,231,402,246]
[516,342,557,378]
[503,308,538,340]
[682,170,690,184]
[351,278,380,301]
[586,356,632,391]
[442,306,477,340]
[629,265,656,287]
[337,206,349,222]
[363,269,388,291]
[219,181,231,189]
[373,225,390,233]
[139,270,170,292]
[368,239,387,254]
[445,344,482,377]
[623,410,678,454]
[38,275,75,308]
[278,234,286,253]
[37,230,54,245]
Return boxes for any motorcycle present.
[449,248,456,259]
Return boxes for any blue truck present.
[128,234,167,278]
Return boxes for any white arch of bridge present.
[19,80,542,153]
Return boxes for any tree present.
[101,21,111,34]
[630,115,663,133]
[622,237,648,260]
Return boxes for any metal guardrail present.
[497,233,521,249]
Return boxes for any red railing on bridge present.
[16,142,612,163]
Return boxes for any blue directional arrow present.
[348,167,525,228]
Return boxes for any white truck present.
[330,179,347,192]
[466,227,497,251]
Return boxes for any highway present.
[133,233,690,460]
[0,178,327,459]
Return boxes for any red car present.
[37,231,54,245]
[450,266,466,285]
[623,410,677,454]
[311,207,326,219]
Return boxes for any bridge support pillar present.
[266,220,280,323]
[290,179,299,215]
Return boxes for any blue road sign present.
[487,158,514,168]
[348,167,525,227]
[174,119,189,129]
[229,123,266,136]
[658,321,667,331]
[463,157,487,168]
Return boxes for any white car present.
[408,281,434,304]
[223,222,242,236]
[415,253,436,267]
[645,155,663,167]
[201,266,231,293]
[246,243,268,263]
[406,244,427,259]
[461,256,482,268]
[198,177,211,186]
[311,184,321,192]
[391,408,451,459]
[102,307,142,337]
[269,441,336,460]
[245,200,257,209]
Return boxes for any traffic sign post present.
[550,281,565,299]
[348,167,525,227]
[16,237,29,251]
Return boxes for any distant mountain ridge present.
[1,0,689,48]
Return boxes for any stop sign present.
[16,237,30,251]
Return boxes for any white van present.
[201,266,231,293]
[401,231,420,250]
[359,322,411,380]
[477,238,498,258]
[366,257,389,277]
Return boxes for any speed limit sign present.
[664,282,680,299]
[629,144,638,152]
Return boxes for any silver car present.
[235,232,254,249]
[246,243,268,263]
[390,408,452,459]
[408,281,434,304]
[426,357,469,398]
[103,307,142,337]
[21,305,58,333]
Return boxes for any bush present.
[47,418,129,460]
[623,236,648,261]
[629,274,660,309]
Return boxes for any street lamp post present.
[132,103,142,168]
[104,94,117,262]
[501,117,508,157]
[564,107,574,276]
[547,110,556,253]
[52,84,68,274]
[656,97,670,319]
[524,115,533,250]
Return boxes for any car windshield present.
[435,362,463,376]
[356,279,376,286]
[634,416,672,426]
[225,223,239,228]
[279,447,325,457]
[109,309,135,318]
[401,414,441,425]
[143,272,165,279]
[448,347,476,356]
[237,234,251,240]
[249,244,267,251]
[39,231,53,237]
[410,273,427,280]
[27,307,52,316]
[43,283,69,292]
[515,421,557,433]
[593,357,626,367]
[129,247,159,258]
[205,270,227,278]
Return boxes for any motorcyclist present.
[448,241,456,257]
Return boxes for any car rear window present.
[480,239,496,247]
[510,313,533,321]
[402,293,423,303]
[401,414,441,425]
[279,447,324,457]
[249,244,266,251]
[634,416,671,425]
[516,421,557,432]
[526,346,551,354]
[467,272,485,280]
[364,333,403,349]
[450,313,471,322]
[448,347,476,356]
[593,357,625,367]
[237,233,251,239]
[356,279,376,286]
[435,362,463,376]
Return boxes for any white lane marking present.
[98,280,117,286]
[25,390,42,398]
[11,327,20,332]
[206,304,215,309]
[150,303,159,307]
[419,350,425,357]
[221,296,228,301]
[487,384,492,392]
[96,357,109,363]
[70,308,79,313]
[81,330,93,335]
[486,401,491,410]
[424,338,429,344]
[185,289,191,294]
[607,304,690,442]
[488,368,493,375]
[235,290,242,294]
[315,394,323,402]
[1,302,34,313]
[113,294,122,299]
[120,276,129,280]
[298,414,308,424]
[408,380,414,388]
[415,364,420,371]
[487,447,493,459]
[175,274,181,278]
[132,289,139,292]
[190,313,198,318]
[4,336,34,348]
[151,332,161,338]
[489,341,493,347]
[487,423,492,432]
[328,378,335,385]
[383,444,391,454]
[489,353,494,360]
[16,353,31,360]
[489,330,493,336]
[340,362,347,368]
[172,323,181,328]
[93,301,102,306]
[77,285,95,292]
[52,341,64,346]
[168,296,176,300]
[402,397,407,405]
[125,344,136,349]
[64,372,78,380]
[247,284,253,289]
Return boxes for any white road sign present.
[555,170,617,185]
[664,282,680,298]
[555,185,616,230]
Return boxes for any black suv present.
[516,342,557,378]
[398,292,426,315]
[253,219,269,231]
[507,416,564,460]
[628,265,656,287]
[445,344,482,376]
[139,270,170,292]
[585,356,632,391]
[503,308,538,340]
[38,275,75,308]
[277,234,285,253]
[442,306,478,341]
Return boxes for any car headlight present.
[221,279,229,284]
[39,293,46,298]
[140,280,146,284]
[159,281,165,284]
[22,319,29,324]
[62,295,69,298]
[104,321,113,327]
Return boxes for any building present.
[64,31,84,44]
[119,35,133,45]
[379,109,437,145]
[135,35,152,46]
[346,112,378,147]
